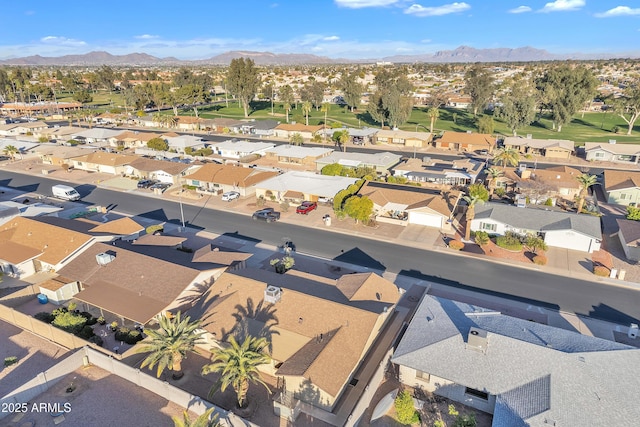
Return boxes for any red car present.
[296,201,318,214]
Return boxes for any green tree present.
[321,163,345,176]
[201,335,271,408]
[535,65,597,132]
[301,101,312,126]
[485,167,504,198]
[147,137,169,151]
[289,132,304,145]
[300,80,325,109]
[468,182,489,202]
[279,85,294,123]
[72,90,93,104]
[611,81,640,135]
[494,147,520,169]
[367,92,387,129]
[394,390,419,425]
[368,69,414,129]
[338,71,363,112]
[465,65,495,116]
[476,115,494,134]
[344,195,374,224]
[226,58,260,118]
[134,312,204,379]
[172,408,220,427]
[427,107,440,133]
[332,129,349,152]
[496,78,536,136]
[3,145,20,161]
[626,205,640,221]
[525,235,548,254]
[474,231,490,246]
[463,195,484,241]
[576,173,598,214]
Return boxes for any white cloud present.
[404,2,471,17]
[323,36,340,41]
[539,0,585,13]
[420,39,432,43]
[595,6,640,18]
[40,36,87,46]
[508,6,532,14]
[334,0,400,8]
[135,34,159,40]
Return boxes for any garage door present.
[408,212,442,228]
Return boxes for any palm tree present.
[462,195,484,241]
[493,147,520,170]
[485,167,504,198]
[576,173,598,214]
[338,130,350,153]
[283,102,291,123]
[201,335,271,408]
[134,312,204,380]
[427,107,440,133]
[153,112,164,128]
[3,145,20,161]
[321,102,330,126]
[172,408,219,427]
[301,101,312,126]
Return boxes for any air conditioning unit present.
[467,327,488,353]
[629,323,639,339]
[264,285,282,304]
[95,252,115,266]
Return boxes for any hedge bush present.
[496,234,523,251]
[4,356,18,367]
[145,224,164,235]
[115,327,144,345]
[78,325,96,340]
[88,335,104,347]
[593,266,610,277]
[34,312,55,323]
[52,311,87,334]
[532,255,548,265]
[448,240,465,250]
[394,390,420,425]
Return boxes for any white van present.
[52,184,81,201]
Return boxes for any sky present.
[1,0,639,60]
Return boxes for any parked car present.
[318,196,333,204]
[150,182,171,192]
[137,179,158,189]
[221,191,240,201]
[252,209,281,223]
[296,201,318,215]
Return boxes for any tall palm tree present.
[172,408,219,427]
[462,195,484,241]
[201,335,271,408]
[338,130,350,153]
[153,112,164,128]
[493,147,520,170]
[283,102,291,123]
[3,145,19,161]
[427,107,440,133]
[576,173,598,214]
[134,312,204,380]
[485,167,504,198]
[301,101,312,126]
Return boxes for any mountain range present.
[0,46,635,66]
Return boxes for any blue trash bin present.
[37,294,48,304]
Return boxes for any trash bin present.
[37,294,49,304]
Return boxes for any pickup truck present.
[296,201,317,214]
[252,208,281,223]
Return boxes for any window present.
[480,222,497,232]
[416,370,430,382]
[595,152,605,158]
[620,193,628,200]
[464,387,489,400]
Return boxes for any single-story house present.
[274,124,323,140]
[126,157,197,185]
[264,145,333,167]
[174,116,202,131]
[209,118,245,133]
[603,169,640,206]
[446,95,472,109]
[0,201,63,226]
[92,112,122,125]
[70,152,139,175]
[35,145,92,166]
[58,241,228,325]
[584,142,640,164]
[244,119,280,137]
[502,136,575,159]
[71,128,123,146]
[165,135,206,154]
[0,121,50,136]
[315,151,401,175]
[0,138,40,156]
[374,129,432,148]
[41,126,79,143]
[616,218,640,262]
[435,131,496,153]
[113,131,160,149]
[136,115,159,128]
[392,294,640,425]
[392,157,483,186]
[0,217,94,279]
[318,127,378,145]
[359,181,461,230]
[183,163,278,197]
[191,268,400,412]
[471,202,602,253]
[254,171,357,203]
[497,165,583,203]
[209,140,276,160]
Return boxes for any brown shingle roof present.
[114,131,158,142]
[89,218,144,235]
[38,276,74,291]
[71,152,138,167]
[132,234,187,246]
[275,123,323,132]
[0,217,93,265]
[184,163,277,187]
[128,157,191,175]
[617,219,640,246]
[439,131,496,147]
[604,169,640,191]
[360,181,461,217]
[191,244,252,265]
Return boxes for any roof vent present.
[264,285,282,304]
[466,327,488,353]
[96,252,115,266]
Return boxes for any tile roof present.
[439,131,496,147]
[0,217,93,265]
[192,269,399,397]
[392,295,640,427]
[184,163,278,187]
[604,169,640,191]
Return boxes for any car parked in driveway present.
[252,208,281,223]
[296,201,318,214]
[137,179,158,189]
[221,191,240,201]
[150,182,171,192]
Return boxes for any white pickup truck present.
[51,184,81,201]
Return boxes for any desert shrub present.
[52,311,87,334]
[34,312,55,323]
[4,356,18,367]
[256,195,266,207]
[474,231,490,246]
[544,198,553,206]
[145,224,164,235]
[394,390,419,425]
[454,413,477,427]
[496,232,523,251]
[115,327,131,342]
[593,266,610,277]
[533,255,548,265]
[280,200,290,212]
[88,335,104,347]
[448,240,465,250]
[80,311,98,325]
[494,187,506,197]
[124,330,143,345]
